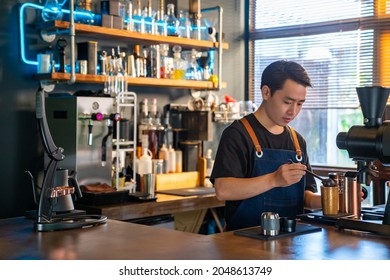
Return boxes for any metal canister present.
[329,172,346,213]
[261,212,280,236]
[344,176,361,219]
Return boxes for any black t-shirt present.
[210,113,317,223]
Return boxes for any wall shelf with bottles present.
[41,20,229,51]
[33,72,226,90]
[35,20,228,90]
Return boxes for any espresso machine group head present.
[336,86,390,235]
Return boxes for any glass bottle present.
[159,44,173,79]
[133,45,145,77]
[132,0,144,33]
[41,0,63,22]
[172,45,187,80]
[153,112,166,158]
[177,10,192,39]
[184,49,202,80]
[143,0,156,34]
[138,98,149,144]
[124,0,134,31]
[106,48,116,96]
[116,47,128,94]
[166,3,178,36]
[149,44,161,78]
[163,110,173,147]
[155,0,167,36]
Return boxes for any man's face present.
[262,79,307,127]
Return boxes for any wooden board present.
[156,171,200,190]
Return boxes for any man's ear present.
[261,85,271,100]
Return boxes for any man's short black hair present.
[261,60,312,95]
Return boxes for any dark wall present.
[0,0,244,218]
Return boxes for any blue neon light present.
[19,2,95,66]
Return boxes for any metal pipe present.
[68,0,76,84]
[201,6,223,91]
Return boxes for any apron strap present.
[239,116,302,161]
[240,117,263,157]
[287,126,302,161]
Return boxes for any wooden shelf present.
[34,72,226,90]
[42,21,229,50]
[37,21,227,90]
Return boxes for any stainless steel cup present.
[140,173,155,198]
[261,212,280,236]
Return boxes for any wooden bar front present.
[1,217,390,260]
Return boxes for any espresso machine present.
[45,94,115,186]
[336,86,390,235]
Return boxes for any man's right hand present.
[272,162,306,187]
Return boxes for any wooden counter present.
[1,217,390,260]
[75,193,224,221]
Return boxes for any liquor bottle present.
[124,0,134,31]
[172,45,187,80]
[159,44,173,79]
[166,3,178,36]
[133,45,145,77]
[149,44,161,78]
[132,0,144,33]
[177,10,192,39]
[138,98,149,144]
[153,112,166,158]
[155,0,167,36]
[143,0,155,34]
[163,110,173,147]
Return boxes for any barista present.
[211,60,321,231]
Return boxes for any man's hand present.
[273,162,306,187]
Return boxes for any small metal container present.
[261,212,280,236]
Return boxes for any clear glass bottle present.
[124,0,134,31]
[177,10,192,39]
[172,45,187,80]
[106,48,116,96]
[165,3,178,36]
[159,44,173,79]
[143,0,156,34]
[116,47,128,94]
[184,49,202,80]
[132,0,144,33]
[163,111,173,147]
[155,0,167,36]
[138,98,149,144]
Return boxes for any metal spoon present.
[305,169,336,186]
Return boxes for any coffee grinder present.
[336,86,390,235]
[29,87,107,232]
